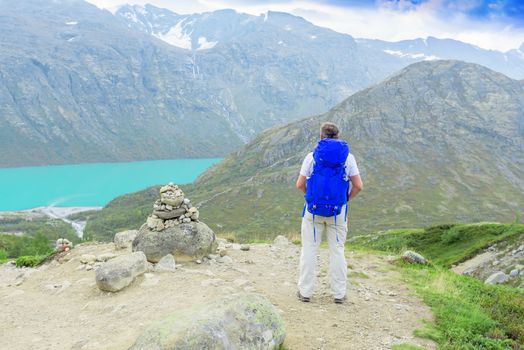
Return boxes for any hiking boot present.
[334,296,346,304]
[297,291,310,302]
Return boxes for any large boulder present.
[114,230,138,250]
[95,252,147,292]
[130,293,286,350]
[133,221,216,263]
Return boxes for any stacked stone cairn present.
[133,183,216,263]
[146,183,199,231]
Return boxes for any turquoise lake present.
[0,158,221,211]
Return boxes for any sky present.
[87,0,524,52]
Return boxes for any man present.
[295,122,363,304]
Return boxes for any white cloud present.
[86,0,524,52]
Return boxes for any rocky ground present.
[0,241,435,350]
[453,233,524,287]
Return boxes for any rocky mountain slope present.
[117,4,524,81]
[0,0,401,167]
[186,60,524,238]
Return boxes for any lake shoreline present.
[0,158,221,211]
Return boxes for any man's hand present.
[296,175,307,194]
[348,174,363,201]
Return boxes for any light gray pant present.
[298,205,348,299]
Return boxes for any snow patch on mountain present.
[197,37,217,50]
[383,49,439,61]
[65,21,78,25]
[154,20,192,50]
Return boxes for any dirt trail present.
[0,242,435,350]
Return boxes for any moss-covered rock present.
[130,293,285,350]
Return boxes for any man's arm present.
[296,175,307,194]
[348,174,363,201]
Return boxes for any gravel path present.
[0,242,435,349]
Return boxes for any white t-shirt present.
[299,152,359,181]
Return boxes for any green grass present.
[350,223,524,266]
[400,263,524,349]
[15,254,50,267]
[391,344,427,350]
[349,222,524,348]
[83,185,160,241]
[0,215,78,243]
[0,232,55,260]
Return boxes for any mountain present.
[0,0,245,166]
[186,60,524,239]
[3,0,524,168]
[0,0,403,167]
[115,5,524,81]
[83,60,524,241]
[358,37,524,79]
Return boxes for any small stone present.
[219,250,227,257]
[217,256,233,264]
[196,259,202,264]
[114,230,138,250]
[183,198,190,205]
[85,264,93,271]
[155,254,176,272]
[509,269,519,278]
[240,244,250,251]
[97,253,117,262]
[80,254,96,264]
[182,218,191,223]
[146,216,163,230]
[159,185,172,194]
[273,235,289,246]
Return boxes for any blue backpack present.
[304,138,350,218]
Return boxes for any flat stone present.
[153,208,186,220]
